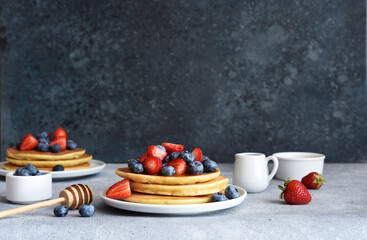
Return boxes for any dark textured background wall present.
[1,0,366,163]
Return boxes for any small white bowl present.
[273,152,325,181]
[6,172,52,204]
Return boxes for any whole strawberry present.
[302,172,325,189]
[278,178,311,205]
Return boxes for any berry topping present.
[128,161,144,174]
[211,192,228,202]
[180,151,196,164]
[54,205,68,217]
[167,158,187,175]
[139,152,148,163]
[203,159,218,172]
[161,166,176,176]
[162,156,171,166]
[79,205,95,217]
[279,178,312,205]
[52,165,64,171]
[16,140,21,150]
[106,179,131,199]
[20,134,39,151]
[225,186,240,199]
[50,144,61,153]
[161,142,184,154]
[25,164,39,175]
[50,137,66,151]
[66,140,77,150]
[147,145,168,161]
[192,148,203,162]
[36,132,48,140]
[187,161,204,175]
[169,152,180,161]
[54,127,68,140]
[37,142,49,152]
[301,172,326,189]
[143,156,163,175]
[155,145,166,152]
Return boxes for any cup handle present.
[266,156,279,182]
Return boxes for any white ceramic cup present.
[273,152,325,181]
[6,172,52,204]
[233,153,279,193]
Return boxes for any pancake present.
[121,191,217,205]
[115,167,221,185]
[3,162,91,171]
[6,154,93,167]
[6,148,86,160]
[130,175,229,196]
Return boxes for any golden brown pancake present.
[6,154,92,167]
[115,167,221,185]
[3,162,91,171]
[6,147,86,160]
[130,175,229,196]
[121,191,216,205]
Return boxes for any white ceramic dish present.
[6,172,52,204]
[100,185,246,215]
[0,159,106,180]
[273,152,325,180]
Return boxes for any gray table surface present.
[0,163,366,240]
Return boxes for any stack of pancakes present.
[3,148,93,171]
[115,167,229,204]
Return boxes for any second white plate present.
[100,185,246,215]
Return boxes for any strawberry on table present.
[20,133,39,151]
[167,158,187,175]
[161,142,184,154]
[301,172,326,189]
[147,145,168,161]
[192,148,203,162]
[106,179,131,199]
[143,156,163,175]
[54,127,68,140]
[49,137,67,151]
[278,178,311,205]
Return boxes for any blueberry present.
[67,140,74,145]
[156,145,166,152]
[162,156,171,166]
[52,165,64,171]
[14,167,24,176]
[35,172,43,176]
[211,192,228,202]
[202,155,210,161]
[37,132,48,140]
[54,205,68,217]
[25,164,39,175]
[50,144,61,153]
[128,159,141,168]
[16,141,22,150]
[18,168,31,176]
[161,166,175,176]
[169,152,180,161]
[37,142,49,152]
[203,159,218,173]
[187,161,204,175]
[67,141,77,150]
[225,186,240,199]
[180,151,196,163]
[79,205,95,217]
[38,138,49,144]
[129,162,144,173]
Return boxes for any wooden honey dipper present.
[0,184,93,218]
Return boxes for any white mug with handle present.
[233,152,279,193]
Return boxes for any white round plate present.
[100,185,246,215]
[0,159,106,180]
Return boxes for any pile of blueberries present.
[14,164,42,176]
[16,131,77,153]
[211,186,241,202]
[54,205,95,217]
[128,145,218,176]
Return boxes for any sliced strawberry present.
[192,148,203,162]
[20,133,39,151]
[143,156,163,175]
[167,158,187,175]
[139,152,148,163]
[147,145,168,161]
[161,142,184,154]
[48,133,53,139]
[49,137,67,151]
[106,179,131,199]
[54,127,68,140]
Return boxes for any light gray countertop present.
[1,163,366,240]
